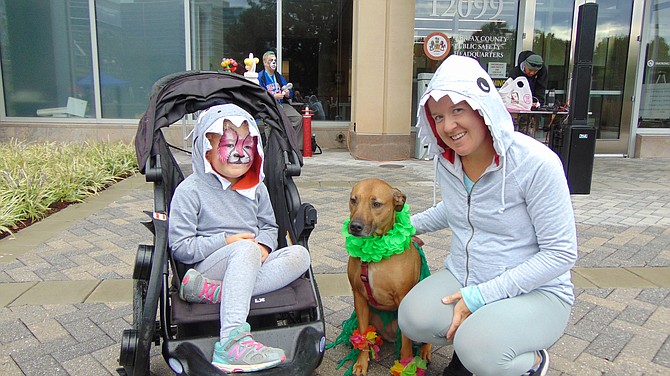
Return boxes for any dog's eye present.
[372,201,383,208]
[350,197,357,205]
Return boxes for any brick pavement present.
[0,150,669,375]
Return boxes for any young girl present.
[168,104,311,372]
[398,55,577,376]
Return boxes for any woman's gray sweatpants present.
[398,269,571,376]
[194,240,311,341]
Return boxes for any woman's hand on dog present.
[442,291,472,341]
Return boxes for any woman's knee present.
[398,297,442,342]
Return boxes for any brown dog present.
[346,178,432,375]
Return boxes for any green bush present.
[0,140,138,236]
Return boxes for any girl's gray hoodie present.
[412,55,577,306]
[169,104,278,265]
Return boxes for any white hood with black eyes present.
[193,104,265,199]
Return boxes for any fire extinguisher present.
[302,106,313,157]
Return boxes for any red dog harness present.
[360,262,379,307]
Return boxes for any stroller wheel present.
[133,244,154,281]
[133,279,148,327]
[120,329,139,366]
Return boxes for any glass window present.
[414,0,519,84]
[534,0,576,106]
[190,0,276,74]
[282,0,353,121]
[1,0,95,118]
[96,0,185,119]
[639,0,670,129]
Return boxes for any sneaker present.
[443,352,473,376]
[212,323,286,372]
[178,269,222,304]
[524,349,549,376]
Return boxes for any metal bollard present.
[302,106,313,157]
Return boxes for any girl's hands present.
[226,233,255,244]
[442,291,472,341]
[226,233,269,263]
[258,244,270,263]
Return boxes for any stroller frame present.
[118,71,325,376]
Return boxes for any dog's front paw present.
[419,343,433,362]
[353,352,370,375]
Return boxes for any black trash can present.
[549,123,596,194]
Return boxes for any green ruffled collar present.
[342,204,416,263]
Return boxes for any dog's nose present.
[349,220,364,235]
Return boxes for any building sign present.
[424,32,451,60]
[451,35,508,59]
[639,83,670,119]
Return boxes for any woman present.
[398,55,577,376]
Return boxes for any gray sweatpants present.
[398,269,571,376]
[194,240,311,341]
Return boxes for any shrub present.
[0,140,138,236]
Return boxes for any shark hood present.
[192,104,264,199]
[416,54,515,164]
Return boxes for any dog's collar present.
[342,204,415,263]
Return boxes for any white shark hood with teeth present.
[416,55,515,163]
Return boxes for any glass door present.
[584,0,642,154]
[517,0,642,155]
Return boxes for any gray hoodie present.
[411,55,577,306]
[168,104,278,265]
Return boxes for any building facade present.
[1,0,668,158]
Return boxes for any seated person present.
[258,51,304,150]
[168,103,311,372]
[308,95,326,120]
[292,90,305,104]
[508,51,548,105]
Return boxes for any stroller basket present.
[118,71,325,376]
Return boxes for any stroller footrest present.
[171,278,317,324]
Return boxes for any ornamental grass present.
[0,139,138,237]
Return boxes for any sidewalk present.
[0,150,669,375]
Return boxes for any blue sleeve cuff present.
[460,285,486,313]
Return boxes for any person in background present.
[292,90,305,104]
[508,51,548,105]
[258,51,304,150]
[397,55,577,376]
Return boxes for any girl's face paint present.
[219,127,254,165]
[205,121,256,184]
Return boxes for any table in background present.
[508,109,568,144]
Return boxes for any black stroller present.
[118,71,325,376]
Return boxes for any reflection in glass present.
[96,0,185,119]
[282,0,353,121]
[189,0,352,122]
[639,0,670,129]
[534,0,575,106]
[190,0,276,74]
[412,0,518,117]
[1,0,95,118]
[590,0,633,139]
[414,0,518,80]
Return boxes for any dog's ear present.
[392,188,406,212]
